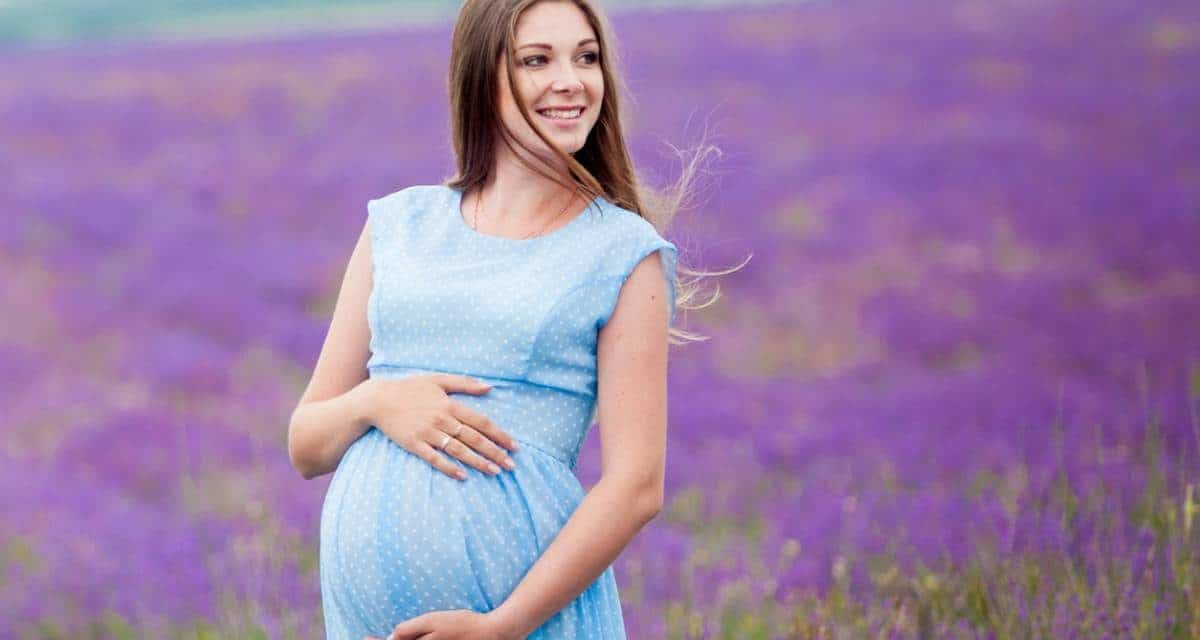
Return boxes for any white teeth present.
[538,108,582,120]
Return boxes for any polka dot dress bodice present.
[319,184,677,639]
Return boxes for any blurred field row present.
[1,0,1197,637]
[0,0,802,49]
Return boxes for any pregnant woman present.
[287,0,717,638]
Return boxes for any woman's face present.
[496,1,603,165]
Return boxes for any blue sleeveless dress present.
[318,184,677,639]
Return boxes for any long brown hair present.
[444,0,746,345]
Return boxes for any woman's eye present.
[520,52,600,67]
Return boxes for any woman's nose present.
[552,79,583,95]
[551,64,583,92]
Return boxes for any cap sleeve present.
[365,196,385,265]
[596,228,679,330]
[365,193,398,285]
[364,186,418,262]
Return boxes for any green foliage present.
[31,620,66,640]
[0,0,449,47]
[93,611,137,640]
[1,535,41,574]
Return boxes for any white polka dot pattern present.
[318,184,677,639]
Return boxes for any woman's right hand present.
[363,373,519,480]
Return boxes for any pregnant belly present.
[319,427,586,628]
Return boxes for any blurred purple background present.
[1,0,1198,637]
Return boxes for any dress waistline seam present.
[512,436,576,471]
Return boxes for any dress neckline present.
[447,185,600,247]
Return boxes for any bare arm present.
[287,218,377,480]
[487,251,671,638]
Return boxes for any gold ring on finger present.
[453,422,464,437]
[437,433,452,450]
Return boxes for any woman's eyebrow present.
[517,38,598,51]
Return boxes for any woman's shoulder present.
[366,183,450,228]
[368,183,448,209]
[593,196,673,244]
[587,197,677,278]
[592,197,669,245]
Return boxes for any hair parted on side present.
[444,0,749,345]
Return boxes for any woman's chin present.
[527,140,586,163]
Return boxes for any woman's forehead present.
[514,2,594,43]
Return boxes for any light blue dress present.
[319,184,677,639]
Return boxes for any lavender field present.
[2,0,1199,637]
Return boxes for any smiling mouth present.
[536,106,586,121]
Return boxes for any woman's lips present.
[536,105,585,125]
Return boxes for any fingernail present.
[488,463,500,474]
[504,457,516,469]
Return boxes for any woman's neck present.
[473,156,582,231]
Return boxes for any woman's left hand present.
[364,609,517,640]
